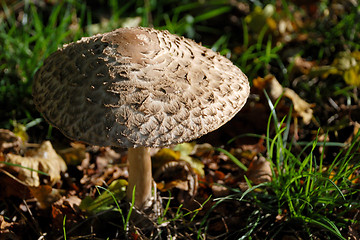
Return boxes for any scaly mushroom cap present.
[33,27,250,148]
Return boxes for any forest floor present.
[1,1,360,239]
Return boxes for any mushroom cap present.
[33,27,250,148]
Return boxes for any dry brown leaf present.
[0,215,12,230]
[29,185,64,209]
[5,154,41,186]
[0,129,22,154]
[52,195,82,229]
[58,142,86,165]
[193,143,214,157]
[0,169,30,199]
[252,75,276,95]
[152,148,181,169]
[345,121,360,145]
[284,88,314,124]
[0,215,21,240]
[6,141,67,187]
[154,160,198,197]
[291,0,320,16]
[157,180,190,192]
[246,156,272,184]
[347,225,360,240]
[293,56,317,75]
[269,75,314,124]
[211,184,230,198]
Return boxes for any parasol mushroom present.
[33,27,250,209]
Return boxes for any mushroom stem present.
[126,147,152,209]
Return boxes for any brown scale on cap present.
[33,27,249,209]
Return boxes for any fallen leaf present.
[58,142,86,165]
[246,156,272,184]
[174,143,205,177]
[211,184,230,198]
[253,76,272,92]
[79,179,127,213]
[0,215,21,240]
[0,169,30,199]
[347,225,360,240]
[291,0,320,16]
[6,141,67,187]
[157,179,190,192]
[0,215,12,230]
[153,143,205,177]
[284,88,314,124]
[293,56,317,75]
[154,160,198,197]
[5,154,44,186]
[269,75,314,124]
[29,185,64,209]
[325,51,360,86]
[152,148,181,169]
[345,122,360,145]
[193,143,214,158]
[0,129,22,154]
[51,195,82,229]
[11,121,28,143]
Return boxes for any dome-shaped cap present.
[33,27,250,148]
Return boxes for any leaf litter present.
[1,0,360,239]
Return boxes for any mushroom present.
[33,27,250,209]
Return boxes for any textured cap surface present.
[33,27,250,148]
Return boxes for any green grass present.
[63,215,67,240]
[77,183,211,238]
[206,95,360,239]
[0,0,88,127]
[310,2,360,60]
[262,95,359,239]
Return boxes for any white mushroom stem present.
[126,147,152,209]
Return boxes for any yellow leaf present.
[343,65,360,86]
[174,143,205,177]
[152,148,181,170]
[6,141,67,187]
[12,122,28,143]
[173,142,196,156]
[266,17,277,31]
[269,75,314,124]
[328,51,360,86]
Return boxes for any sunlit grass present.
[0,0,87,126]
[207,94,360,239]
